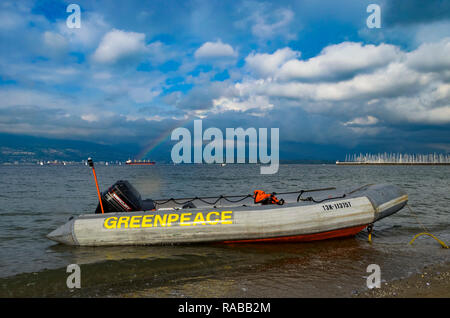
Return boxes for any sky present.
[0,0,449,161]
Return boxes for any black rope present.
[154,194,253,206]
[296,191,346,203]
[153,187,337,207]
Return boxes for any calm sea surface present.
[0,164,448,297]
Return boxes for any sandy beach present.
[358,262,450,298]
[116,261,450,298]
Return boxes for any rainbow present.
[134,119,192,161]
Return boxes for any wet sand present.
[118,262,450,298]
[358,262,450,298]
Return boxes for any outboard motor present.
[95,180,156,213]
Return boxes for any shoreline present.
[117,262,450,298]
[1,255,448,298]
[358,262,450,298]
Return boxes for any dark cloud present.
[174,81,236,110]
[383,0,450,26]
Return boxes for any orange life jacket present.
[253,190,284,205]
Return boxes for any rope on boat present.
[154,194,253,206]
[407,204,448,249]
[296,190,346,203]
[153,186,338,206]
[367,223,374,243]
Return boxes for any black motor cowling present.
[95,180,156,213]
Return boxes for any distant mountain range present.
[0,132,345,164]
[0,133,140,163]
[3,132,443,164]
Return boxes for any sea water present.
[0,164,448,297]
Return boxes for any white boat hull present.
[47,184,408,246]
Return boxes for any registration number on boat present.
[322,201,352,211]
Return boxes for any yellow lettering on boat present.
[193,212,206,225]
[180,213,192,226]
[154,214,167,227]
[103,211,233,229]
[117,216,130,229]
[206,211,220,225]
[141,215,153,227]
[221,211,233,224]
[167,214,179,226]
[129,215,142,228]
[104,216,118,229]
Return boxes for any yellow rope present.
[407,204,449,249]
[366,224,373,243]
[409,232,449,249]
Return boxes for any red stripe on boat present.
[222,224,367,244]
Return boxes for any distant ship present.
[125,159,155,165]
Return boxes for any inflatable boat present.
[47,181,408,246]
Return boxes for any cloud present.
[210,95,274,116]
[358,2,450,49]
[172,81,237,111]
[128,87,160,103]
[412,21,450,46]
[0,58,82,85]
[245,42,404,82]
[159,37,450,135]
[251,7,294,40]
[145,41,179,64]
[245,47,300,77]
[278,42,402,81]
[236,3,296,42]
[407,106,450,125]
[203,39,450,129]
[92,29,148,64]
[383,0,450,27]
[42,31,68,58]
[406,37,450,72]
[0,88,73,110]
[81,114,99,122]
[0,6,27,30]
[344,115,379,126]
[237,61,428,102]
[57,12,110,50]
[43,31,67,50]
[194,40,237,59]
